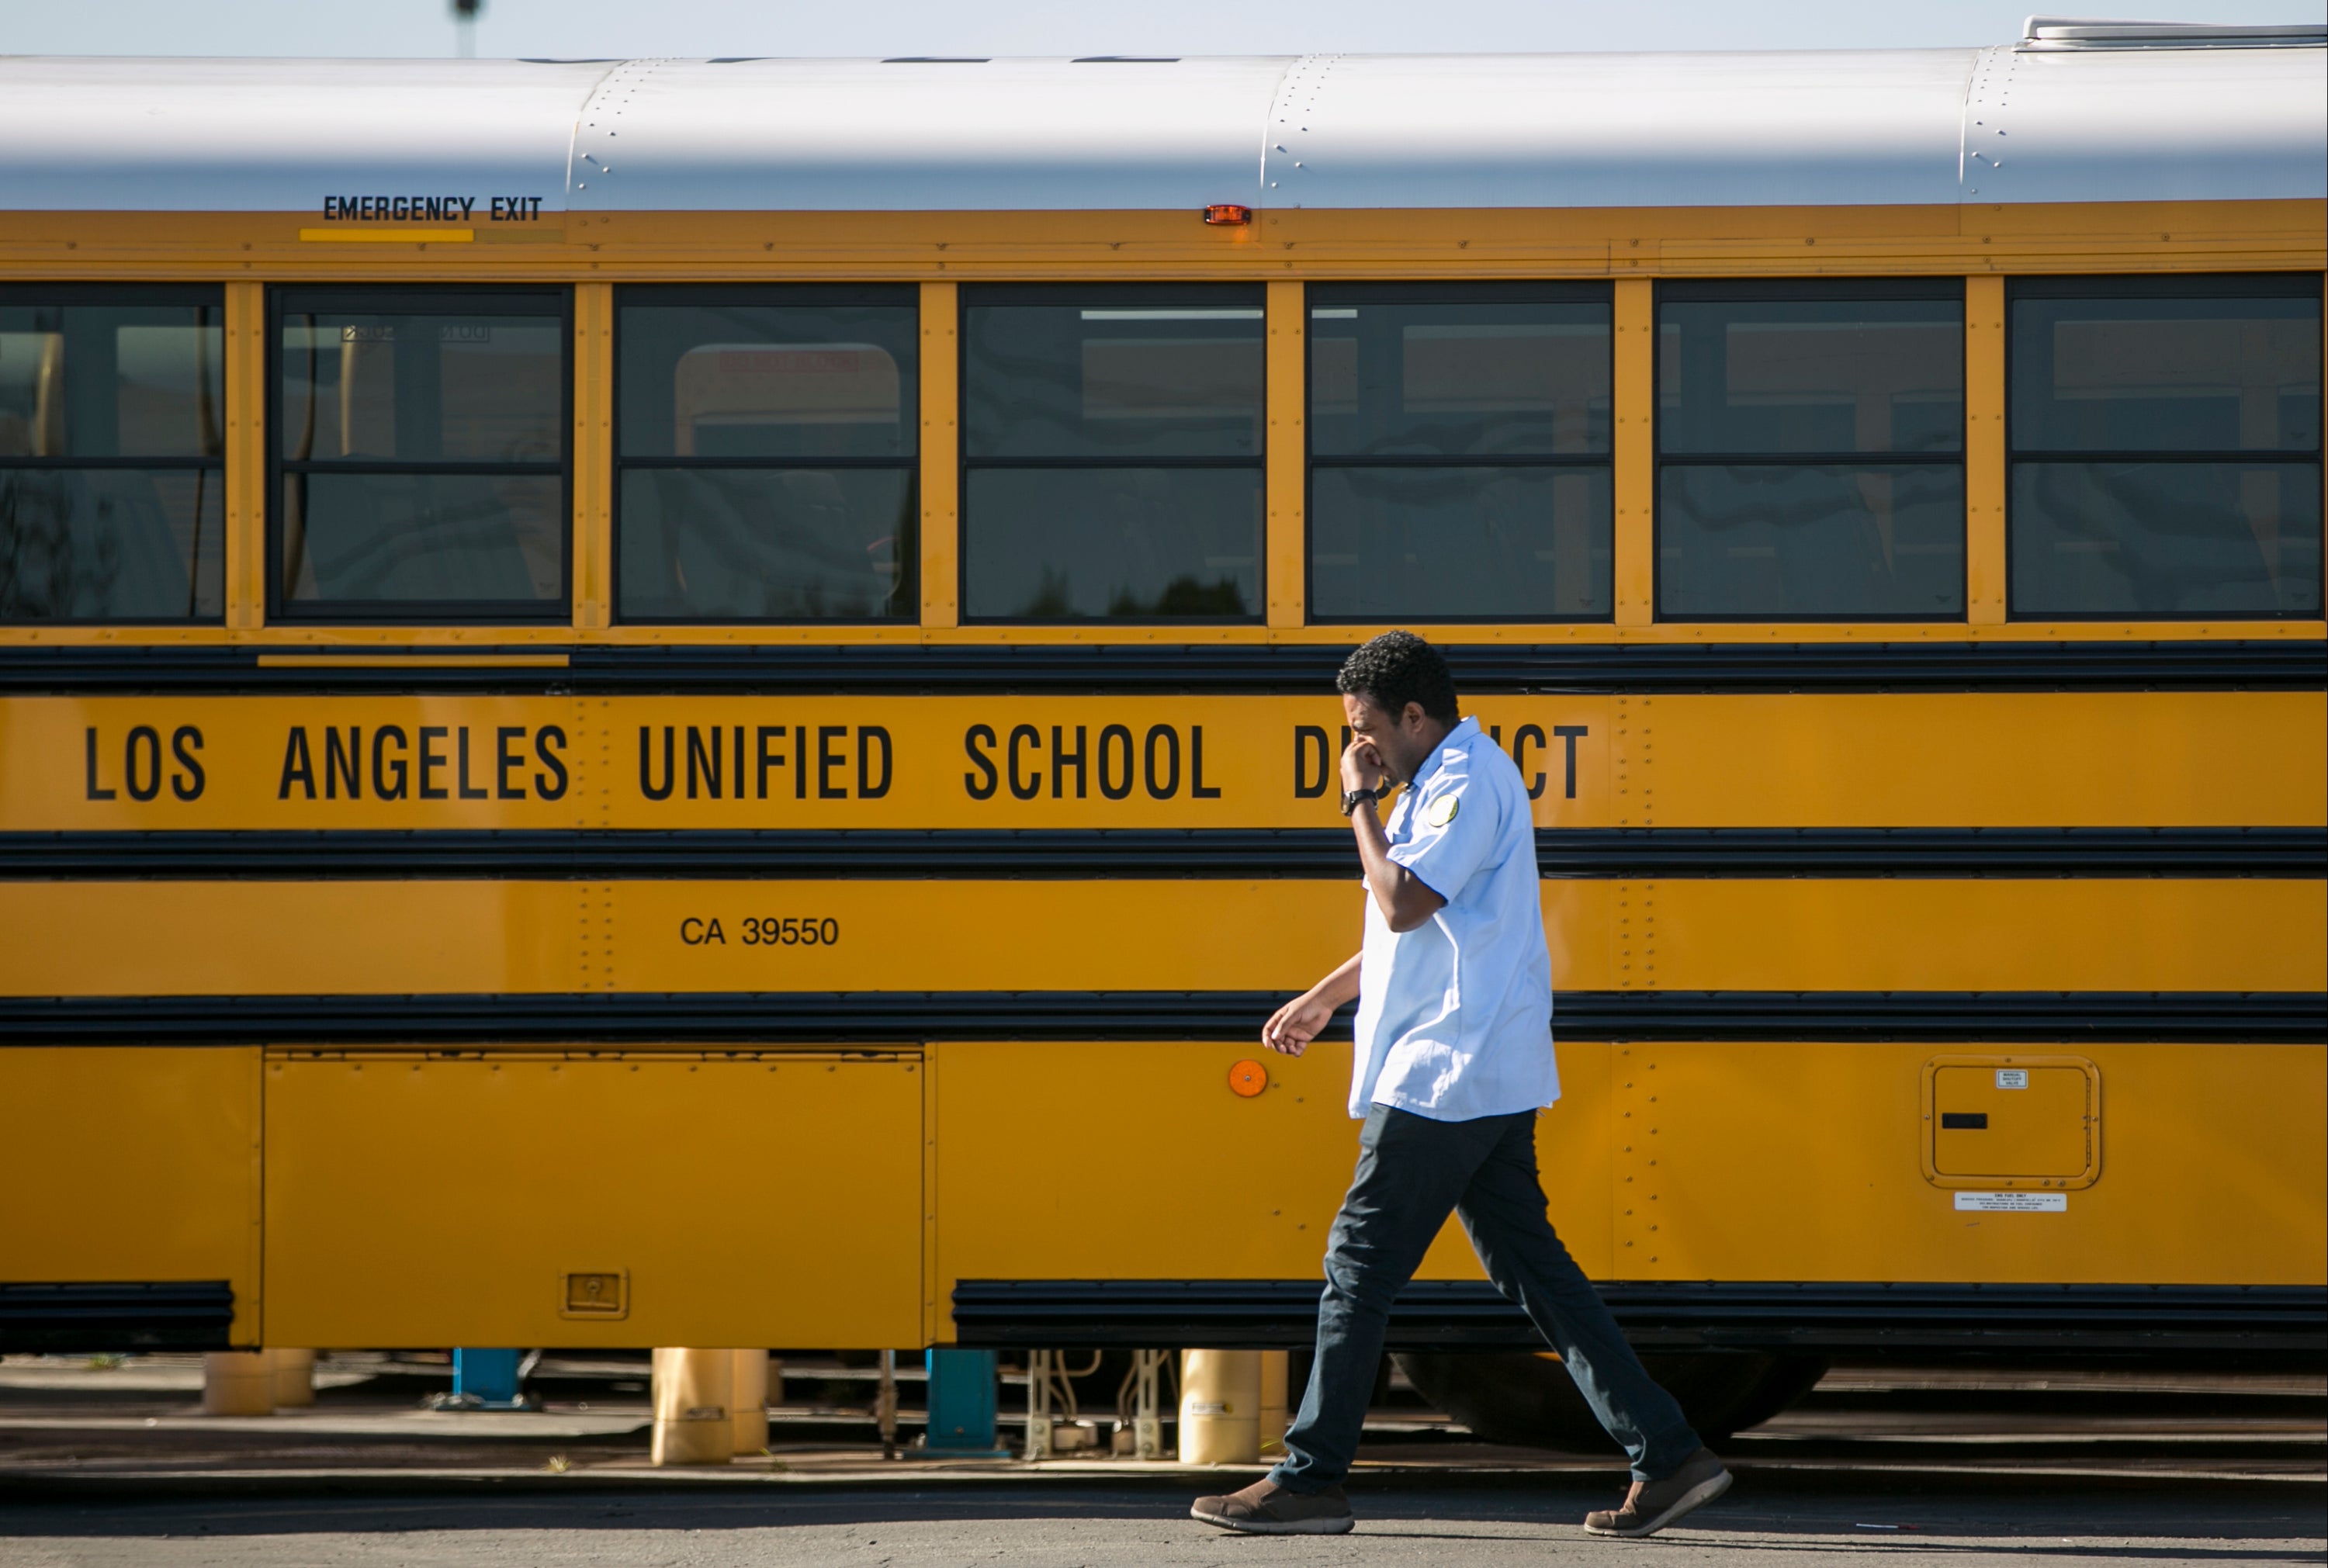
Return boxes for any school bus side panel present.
[930,1040,1614,1317]
[262,1054,922,1347]
[1633,1041,2328,1286]
[0,1047,264,1345]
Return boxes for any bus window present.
[1656,281,1964,621]
[616,287,917,621]
[0,288,223,622]
[1308,283,1612,621]
[2008,275,2322,618]
[961,286,1263,621]
[273,288,566,619]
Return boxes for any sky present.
[5,0,2323,59]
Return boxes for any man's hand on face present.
[1339,735,1387,797]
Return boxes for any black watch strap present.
[1339,784,1387,816]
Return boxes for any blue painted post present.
[923,1348,999,1452]
[452,1348,521,1405]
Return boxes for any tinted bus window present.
[0,288,223,621]
[616,288,916,621]
[1308,284,1612,621]
[961,286,1263,621]
[273,288,567,618]
[1657,281,1964,620]
[2009,275,2322,618]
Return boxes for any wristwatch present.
[1339,784,1388,817]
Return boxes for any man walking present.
[1190,631,1730,1539]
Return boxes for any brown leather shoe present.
[1190,1477,1354,1535]
[1582,1446,1730,1538]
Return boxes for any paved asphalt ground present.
[3,1476,2325,1567]
[2,1357,2319,1566]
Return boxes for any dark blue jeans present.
[1268,1103,1700,1490]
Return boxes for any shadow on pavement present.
[3,1480,2324,1556]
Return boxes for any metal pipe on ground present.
[1136,1348,1169,1459]
[1024,1349,1055,1459]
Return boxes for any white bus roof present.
[1,29,2320,215]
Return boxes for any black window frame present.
[958,281,1268,626]
[0,282,227,627]
[611,282,920,625]
[1653,276,1969,625]
[1304,279,1616,625]
[2004,271,2326,623]
[266,283,573,625]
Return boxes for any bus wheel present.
[1394,1351,1827,1450]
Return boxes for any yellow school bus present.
[2,23,2323,1436]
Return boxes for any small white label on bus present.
[1954,1191,2066,1213]
[1995,1069,2029,1089]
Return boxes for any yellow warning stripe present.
[297,227,474,244]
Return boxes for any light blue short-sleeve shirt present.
[1348,716,1558,1122]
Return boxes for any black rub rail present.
[2,639,2321,694]
[949,1279,2328,1357]
[4,826,2321,881]
[0,1281,237,1353]
[1,990,2319,1045]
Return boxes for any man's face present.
[1342,692,1433,784]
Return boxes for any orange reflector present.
[1203,204,1252,227]
[1228,1059,1268,1097]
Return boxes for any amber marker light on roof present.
[1203,204,1252,226]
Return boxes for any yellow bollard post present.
[650,1348,733,1466]
[203,1350,273,1416]
[1258,1350,1290,1459]
[270,1348,317,1409]
[1177,1350,1262,1464]
[731,1348,769,1456]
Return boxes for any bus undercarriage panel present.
[260,1052,923,1348]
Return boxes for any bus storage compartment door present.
[262,1051,923,1348]
[1922,1054,2099,1189]
[0,1047,261,1351]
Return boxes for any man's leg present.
[1266,1106,1495,1493]
[1453,1112,1702,1482]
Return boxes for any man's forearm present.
[1351,800,1440,933]
[1309,950,1363,1008]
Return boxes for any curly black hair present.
[1335,630,1460,725]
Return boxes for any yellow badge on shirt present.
[1426,794,1460,829]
